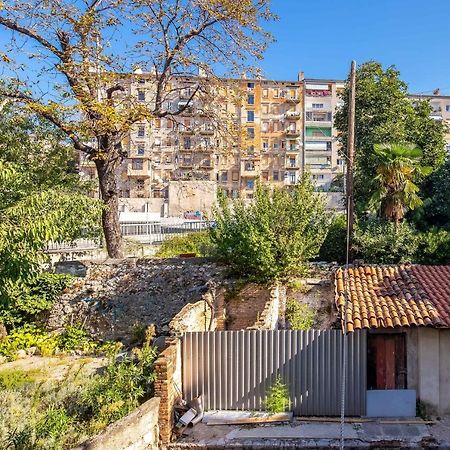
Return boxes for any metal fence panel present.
[182,330,367,416]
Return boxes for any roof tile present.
[335,265,450,333]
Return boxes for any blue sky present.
[260,0,450,94]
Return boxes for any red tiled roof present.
[335,265,450,333]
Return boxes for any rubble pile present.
[46,258,225,343]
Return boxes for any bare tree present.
[0,0,274,257]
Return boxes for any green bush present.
[415,228,450,264]
[1,273,73,326]
[155,231,214,257]
[210,178,329,281]
[83,343,157,431]
[264,375,291,413]
[318,213,347,263]
[353,219,419,264]
[0,324,59,359]
[0,324,110,361]
[285,299,316,330]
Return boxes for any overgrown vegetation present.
[156,231,214,258]
[211,178,329,281]
[0,324,121,362]
[0,333,157,449]
[285,299,316,330]
[264,375,291,413]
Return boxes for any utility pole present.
[346,60,356,260]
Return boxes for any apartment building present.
[409,91,450,152]
[80,75,450,215]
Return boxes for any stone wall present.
[168,180,217,217]
[154,338,182,445]
[74,397,160,450]
[248,284,286,330]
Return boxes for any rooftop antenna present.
[340,59,356,450]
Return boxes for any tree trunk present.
[95,158,124,258]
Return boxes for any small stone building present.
[335,264,450,416]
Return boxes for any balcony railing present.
[285,129,301,137]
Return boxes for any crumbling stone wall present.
[154,338,182,445]
[46,258,225,343]
[74,397,160,450]
[248,284,286,330]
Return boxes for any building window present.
[262,104,269,114]
[262,88,269,98]
[166,119,173,129]
[136,179,145,190]
[273,170,279,181]
[273,89,279,98]
[289,158,296,167]
[273,142,279,150]
[446,105,450,112]
[132,159,143,170]
[289,172,296,184]
[154,118,161,128]
[272,104,278,114]
[183,137,191,149]
[137,90,145,101]
[232,171,239,182]
[312,103,324,109]
[137,144,145,155]
[262,171,269,181]
[247,94,255,105]
[138,78,145,84]
[245,161,255,171]
[247,145,255,155]
[262,141,269,151]
[247,127,255,139]
[221,171,228,182]
[247,82,255,89]
[246,179,254,189]
[231,189,239,198]
[262,121,269,133]
[247,110,255,122]
[137,125,145,137]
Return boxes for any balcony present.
[127,164,151,177]
[305,89,331,98]
[179,160,193,168]
[200,160,213,169]
[286,161,300,170]
[285,129,301,138]
[240,162,260,176]
[286,145,301,153]
[285,111,301,119]
[180,127,194,135]
[285,96,301,103]
[200,127,215,135]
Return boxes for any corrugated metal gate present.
[182,330,367,416]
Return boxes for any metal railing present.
[45,220,212,252]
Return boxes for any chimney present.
[298,71,305,81]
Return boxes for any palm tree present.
[369,143,432,226]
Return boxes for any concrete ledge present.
[74,396,160,450]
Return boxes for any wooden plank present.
[206,412,293,426]
[394,334,407,389]
[375,335,387,389]
[385,337,396,389]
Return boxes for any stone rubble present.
[45,258,226,343]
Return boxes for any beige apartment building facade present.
[79,74,448,215]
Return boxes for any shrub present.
[0,324,59,360]
[210,178,329,281]
[264,375,291,413]
[285,299,316,330]
[415,228,450,264]
[353,219,419,264]
[83,343,157,430]
[0,273,73,327]
[156,231,214,257]
[58,324,97,353]
[318,213,347,263]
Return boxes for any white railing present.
[45,220,212,251]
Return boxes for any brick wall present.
[154,338,182,444]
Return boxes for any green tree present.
[412,158,450,229]
[369,143,432,225]
[0,0,275,258]
[335,61,446,214]
[0,111,102,326]
[210,177,329,281]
